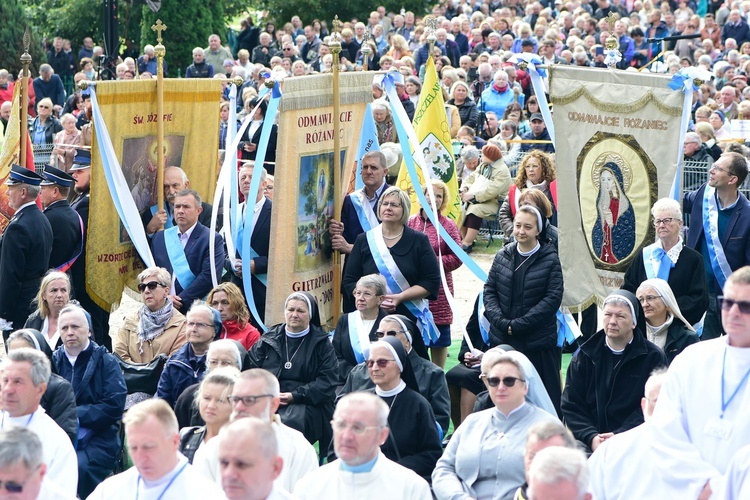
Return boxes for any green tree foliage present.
[258,0,431,27]
[140,1,226,76]
[0,0,46,75]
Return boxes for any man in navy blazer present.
[230,163,271,325]
[151,189,225,314]
[684,151,750,339]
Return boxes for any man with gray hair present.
[588,368,668,498]
[0,427,76,499]
[33,63,66,109]
[527,447,592,500]
[561,290,667,452]
[219,417,290,499]
[1,348,78,495]
[683,131,715,174]
[205,34,234,74]
[186,47,215,78]
[514,422,577,500]
[293,392,431,498]
[0,165,53,335]
[89,399,226,499]
[193,369,318,493]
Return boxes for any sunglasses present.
[719,296,750,314]
[484,376,525,388]
[375,330,403,338]
[366,359,394,368]
[137,281,166,292]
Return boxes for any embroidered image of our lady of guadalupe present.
[577,132,657,272]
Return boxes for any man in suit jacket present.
[230,163,271,325]
[0,165,53,338]
[684,152,750,339]
[141,166,217,236]
[40,166,83,271]
[151,189,225,314]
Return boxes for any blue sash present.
[164,226,196,290]
[556,310,579,348]
[350,189,380,234]
[346,312,370,364]
[477,290,490,346]
[150,204,174,229]
[702,186,733,289]
[365,225,439,344]
[642,243,674,281]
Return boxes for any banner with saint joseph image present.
[268,73,372,330]
[550,66,682,311]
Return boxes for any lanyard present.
[0,411,34,429]
[721,348,750,419]
[136,461,188,500]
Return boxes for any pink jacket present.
[407,211,463,325]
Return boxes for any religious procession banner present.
[87,79,220,308]
[0,82,35,234]
[268,73,372,330]
[395,58,462,222]
[550,66,682,310]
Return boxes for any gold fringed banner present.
[87,79,220,308]
[268,73,372,330]
[550,66,682,311]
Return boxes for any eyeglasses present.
[330,419,382,435]
[483,376,525,388]
[380,201,402,208]
[711,164,736,177]
[375,330,404,338]
[718,296,750,314]
[637,294,662,304]
[137,281,166,292]
[687,25,696,29]
[353,290,377,298]
[228,394,274,406]
[283,47,294,51]
[653,217,675,226]
[186,321,213,329]
[38,105,50,109]
[366,358,395,368]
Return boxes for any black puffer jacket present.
[483,241,563,352]
[561,329,667,447]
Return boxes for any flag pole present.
[152,20,167,218]
[331,16,343,326]
[20,28,31,169]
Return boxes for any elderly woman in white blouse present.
[432,352,560,499]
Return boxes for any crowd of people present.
[3,0,750,498]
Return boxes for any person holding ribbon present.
[246,291,337,449]
[343,186,441,351]
[24,271,73,350]
[684,151,750,339]
[407,179,463,369]
[483,205,564,416]
[636,278,699,365]
[114,267,187,364]
[623,198,708,327]
[331,274,388,385]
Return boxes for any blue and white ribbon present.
[477,290,490,347]
[350,189,380,233]
[702,185,733,289]
[89,87,154,268]
[355,103,380,190]
[509,54,555,144]
[366,225,439,344]
[346,312,370,364]
[556,309,581,348]
[240,82,282,331]
[643,243,674,281]
[668,67,712,201]
[164,226,196,290]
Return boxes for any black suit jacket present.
[43,200,83,269]
[0,204,53,329]
[230,198,271,322]
[151,222,226,313]
[240,124,278,174]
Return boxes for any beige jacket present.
[114,308,187,363]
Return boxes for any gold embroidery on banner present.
[552,86,682,116]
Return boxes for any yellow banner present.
[0,83,24,234]
[87,79,221,308]
[268,73,372,330]
[396,57,462,222]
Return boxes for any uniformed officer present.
[40,165,84,271]
[0,164,53,340]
